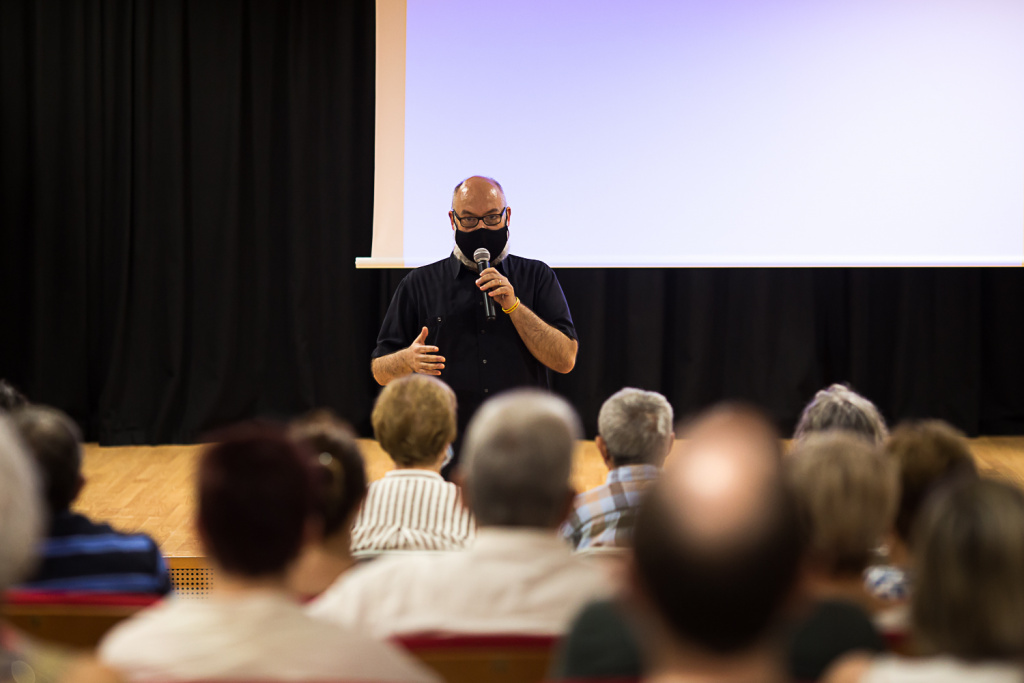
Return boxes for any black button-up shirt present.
[372,253,577,433]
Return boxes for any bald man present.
[371,177,578,468]
[553,405,803,683]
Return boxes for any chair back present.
[4,590,160,648]
[396,633,558,683]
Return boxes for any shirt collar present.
[449,246,512,279]
[606,464,661,485]
[469,527,571,557]
[383,469,446,482]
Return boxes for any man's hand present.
[476,268,516,311]
[403,326,445,376]
[371,326,445,385]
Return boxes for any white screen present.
[363,0,1024,268]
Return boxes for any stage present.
[75,437,1024,558]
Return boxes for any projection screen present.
[360,0,1024,268]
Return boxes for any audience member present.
[10,406,171,594]
[552,405,801,683]
[351,375,474,555]
[286,409,368,599]
[865,420,977,603]
[631,404,803,683]
[309,389,613,637]
[0,414,85,681]
[784,432,897,680]
[826,478,1024,683]
[562,387,673,550]
[794,383,888,444]
[99,425,438,682]
[0,379,28,412]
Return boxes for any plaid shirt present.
[562,464,661,550]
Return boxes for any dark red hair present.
[198,424,317,577]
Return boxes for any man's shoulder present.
[406,255,456,277]
[504,253,556,273]
[48,514,160,550]
[311,552,453,607]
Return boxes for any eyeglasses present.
[453,206,507,229]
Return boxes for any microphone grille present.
[473,248,491,263]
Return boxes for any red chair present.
[3,590,161,648]
[396,633,559,683]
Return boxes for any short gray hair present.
[461,390,581,528]
[0,415,43,589]
[793,383,888,444]
[598,388,673,467]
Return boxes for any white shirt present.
[99,590,439,682]
[351,470,475,555]
[309,527,615,638]
[863,655,1024,683]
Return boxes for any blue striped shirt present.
[17,512,171,594]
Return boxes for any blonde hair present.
[786,431,898,575]
[371,375,457,467]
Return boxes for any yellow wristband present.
[502,297,521,314]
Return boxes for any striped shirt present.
[351,470,475,555]
[17,511,172,594]
[561,464,661,551]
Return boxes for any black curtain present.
[2,0,1022,444]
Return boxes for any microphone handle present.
[477,260,497,321]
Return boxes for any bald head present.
[452,176,505,211]
[633,404,801,655]
[669,405,784,542]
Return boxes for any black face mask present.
[455,226,509,262]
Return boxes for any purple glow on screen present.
[402,0,1024,267]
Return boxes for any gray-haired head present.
[598,388,674,468]
[461,389,580,528]
[793,383,888,444]
[0,415,43,589]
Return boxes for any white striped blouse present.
[350,469,475,555]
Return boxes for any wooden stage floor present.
[75,437,1024,557]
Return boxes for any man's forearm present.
[371,349,412,386]
[508,303,578,374]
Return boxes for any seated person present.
[865,420,977,603]
[784,431,896,681]
[309,390,614,637]
[551,405,801,682]
[794,383,888,444]
[99,425,438,682]
[350,375,474,555]
[11,406,171,594]
[825,478,1024,683]
[287,409,368,599]
[0,414,107,681]
[562,387,672,550]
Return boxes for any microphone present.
[474,248,497,321]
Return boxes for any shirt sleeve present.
[529,263,578,342]
[371,275,420,360]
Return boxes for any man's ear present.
[450,210,457,231]
[505,206,511,227]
